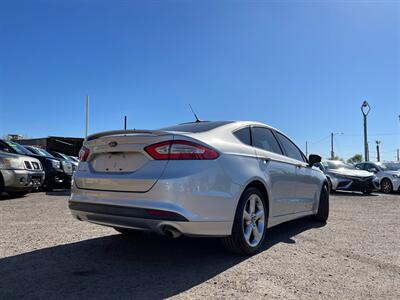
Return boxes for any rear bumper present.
[0,169,45,192]
[69,201,232,237]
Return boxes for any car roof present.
[159,120,280,134]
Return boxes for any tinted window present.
[4,141,33,155]
[160,121,233,133]
[234,127,251,145]
[252,127,282,154]
[275,133,305,162]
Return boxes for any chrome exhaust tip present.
[161,225,182,238]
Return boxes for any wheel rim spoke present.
[243,211,251,221]
[252,225,261,242]
[254,210,264,220]
[249,196,256,214]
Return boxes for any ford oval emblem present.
[109,141,118,147]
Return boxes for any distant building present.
[7,134,23,141]
[17,136,84,156]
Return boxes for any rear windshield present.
[160,121,233,133]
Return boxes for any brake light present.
[79,146,90,162]
[144,140,219,160]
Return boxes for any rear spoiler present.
[86,129,170,141]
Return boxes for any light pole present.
[361,101,371,161]
[330,132,343,160]
[376,140,381,162]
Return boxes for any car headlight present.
[330,173,346,180]
[0,158,25,169]
[50,159,61,169]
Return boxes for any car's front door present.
[251,127,298,217]
[274,132,320,213]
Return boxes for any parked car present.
[69,121,329,255]
[24,146,73,188]
[68,156,79,164]
[0,140,71,191]
[315,160,379,194]
[0,151,45,197]
[48,150,78,172]
[355,162,400,194]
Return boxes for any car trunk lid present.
[74,130,174,192]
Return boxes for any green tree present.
[332,155,344,162]
[347,154,363,164]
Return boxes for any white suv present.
[355,162,400,194]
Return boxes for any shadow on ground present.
[331,191,379,197]
[45,189,71,196]
[0,218,324,299]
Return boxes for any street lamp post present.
[361,101,371,162]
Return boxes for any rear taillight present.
[144,140,219,160]
[78,146,90,162]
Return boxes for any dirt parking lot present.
[0,191,399,299]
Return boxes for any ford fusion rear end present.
[70,130,239,237]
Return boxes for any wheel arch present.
[0,171,4,193]
[240,179,270,220]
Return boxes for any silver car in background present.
[355,162,400,194]
[70,121,329,254]
[0,151,45,197]
[316,160,379,194]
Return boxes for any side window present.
[275,132,305,162]
[0,142,10,152]
[358,163,366,170]
[252,127,282,154]
[233,127,251,146]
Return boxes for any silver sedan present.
[69,121,329,254]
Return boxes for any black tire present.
[0,173,4,194]
[380,178,393,194]
[7,191,29,198]
[313,184,329,222]
[326,177,333,192]
[362,189,372,195]
[221,187,268,255]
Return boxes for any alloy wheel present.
[242,194,265,247]
[381,179,392,194]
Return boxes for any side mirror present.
[308,154,322,167]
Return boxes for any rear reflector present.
[79,146,90,162]
[144,140,219,160]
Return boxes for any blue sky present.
[0,0,399,161]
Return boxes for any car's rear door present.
[251,127,297,217]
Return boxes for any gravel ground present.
[0,191,399,299]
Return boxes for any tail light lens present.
[144,140,219,160]
[79,146,90,162]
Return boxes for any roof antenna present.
[189,104,201,123]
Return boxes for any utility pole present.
[376,140,381,162]
[85,95,89,139]
[361,100,371,162]
[124,116,127,130]
[330,132,343,160]
[305,141,308,157]
[397,148,399,162]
